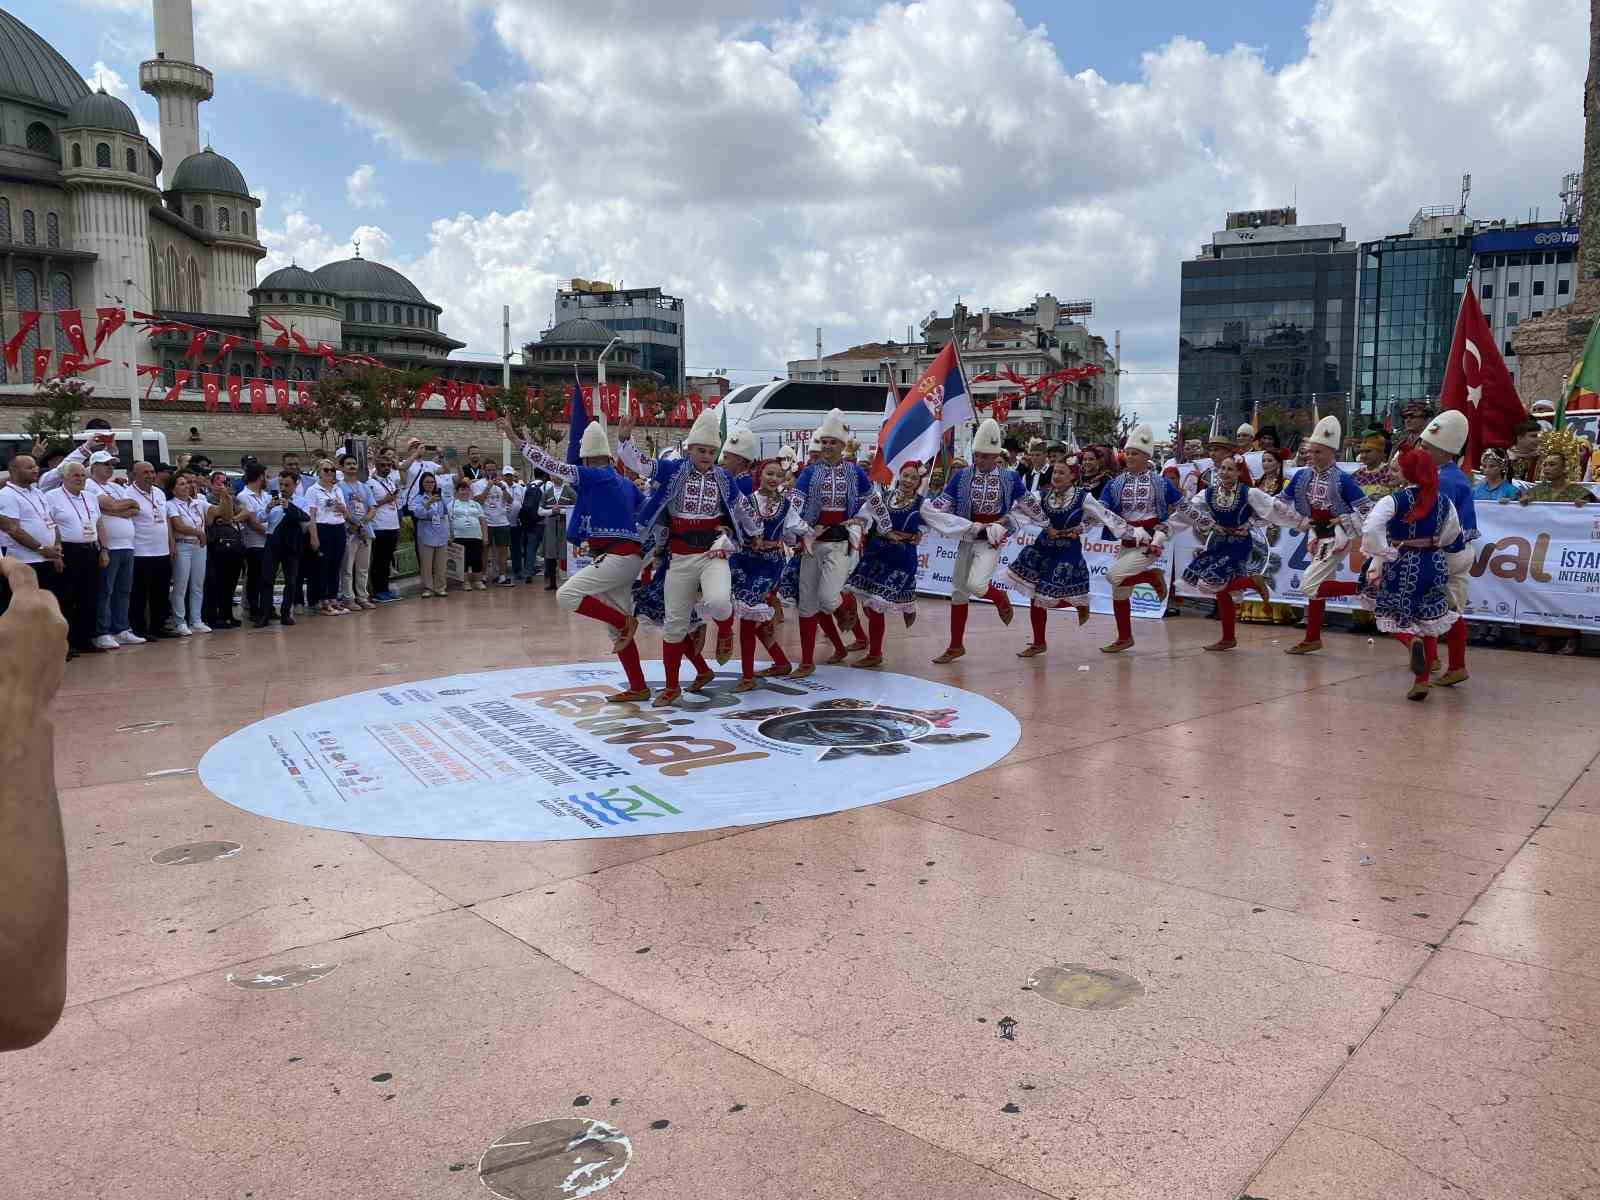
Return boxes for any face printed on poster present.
[198,664,1020,841]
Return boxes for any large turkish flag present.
[1440,283,1523,468]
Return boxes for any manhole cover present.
[227,962,338,990]
[479,1119,632,1200]
[1027,964,1144,1010]
[152,840,242,866]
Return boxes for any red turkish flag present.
[1440,283,1523,468]
[992,393,1012,424]
[227,375,243,412]
[210,335,242,366]
[92,307,126,352]
[201,372,221,412]
[249,379,267,414]
[183,329,210,361]
[163,370,191,404]
[57,309,89,358]
[253,339,270,367]
[4,311,40,370]
[289,329,311,354]
[295,381,311,406]
[272,378,290,413]
[32,347,50,383]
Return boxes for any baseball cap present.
[501,465,516,475]
[89,450,116,465]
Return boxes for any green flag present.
[1559,314,1600,428]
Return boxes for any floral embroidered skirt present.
[1361,547,1457,636]
[844,538,919,615]
[730,547,786,623]
[1181,531,1268,595]
[998,535,1090,608]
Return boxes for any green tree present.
[312,363,438,450]
[25,377,93,444]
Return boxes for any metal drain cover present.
[478,1119,632,1199]
[1027,964,1144,1010]
[152,840,241,865]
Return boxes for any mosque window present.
[166,248,180,309]
[50,273,72,312]
[240,209,251,235]
[191,205,204,229]
[186,259,201,310]
[149,244,161,306]
[361,303,372,322]
[295,293,305,304]
[126,147,139,173]
[25,123,53,155]
[22,210,34,244]
[95,142,111,169]
[71,144,83,168]
[228,362,241,377]
[162,359,176,388]
[46,213,59,248]
[346,303,355,321]
[217,207,230,233]
[14,270,38,361]
[0,199,10,243]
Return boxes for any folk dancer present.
[787,408,889,677]
[1093,424,1186,653]
[1281,416,1373,655]
[729,457,805,689]
[505,416,651,703]
[843,462,926,667]
[1001,454,1130,656]
[1417,411,1477,686]
[618,409,754,706]
[919,418,1027,664]
[1358,449,1462,701]
[1179,454,1307,651]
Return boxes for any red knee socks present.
[1304,598,1327,641]
[617,642,646,691]
[760,626,791,669]
[867,608,885,656]
[1124,570,1159,591]
[739,619,758,681]
[1446,619,1467,672]
[1113,598,1132,641]
[799,614,819,666]
[1317,580,1360,599]
[685,641,711,675]
[817,612,847,655]
[948,602,969,651]
[1029,604,1047,645]
[662,639,685,690]
[575,594,624,629]
[1218,592,1237,641]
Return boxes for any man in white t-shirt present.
[473,463,516,586]
[85,451,140,647]
[44,462,103,657]
[235,462,272,624]
[367,448,404,602]
[126,461,173,639]
[0,455,64,620]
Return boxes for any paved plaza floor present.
[3,587,1597,1199]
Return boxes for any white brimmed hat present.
[578,414,611,459]
[1420,410,1468,456]
[686,407,722,449]
[814,408,849,443]
[1306,415,1342,451]
[1124,424,1155,457]
[971,417,1005,455]
[721,426,757,463]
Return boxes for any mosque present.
[0,1,659,437]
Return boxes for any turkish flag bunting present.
[290,330,311,354]
[295,381,312,406]
[227,376,243,412]
[211,335,242,366]
[4,311,40,370]
[273,379,290,413]
[201,373,221,412]
[249,379,267,414]
[32,347,50,383]
[253,339,270,366]
[57,309,89,358]
[92,307,126,352]
[317,342,338,366]
[262,314,290,349]
[992,393,1012,424]
[602,384,620,421]
[163,370,191,404]
[183,329,211,361]
[1440,282,1523,468]
[56,355,110,378]
[137,364,162,401]
[443,380,460,414]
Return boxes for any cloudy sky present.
[32,0,1589,428]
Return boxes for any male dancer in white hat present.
[1417,409,1477,686]
[1094,423,1187,652]
[618,408,754,706]
[920,417,1027,663]
[503,416,651,702]
[787,408,888,677]
[1282,415,1373,655]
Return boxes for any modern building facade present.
[1352,209,1475,424]
[1470,222,1579,389]
[1177,209,1358,432]
[553,280,685,394]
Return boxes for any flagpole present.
[124,273,142,466]
[500,305,513,471]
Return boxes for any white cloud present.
[173,0,1589,428]
[344,163,385,209]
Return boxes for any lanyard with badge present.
[12,486,56,535]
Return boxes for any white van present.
[0,428,171,478]
[719,381,890,459]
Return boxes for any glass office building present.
[1353,211,1474,424]
[1178,215,1357,434]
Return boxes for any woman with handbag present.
[202,472,245,628]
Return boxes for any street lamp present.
[597,335,623,389]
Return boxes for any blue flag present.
[566,374,589,466]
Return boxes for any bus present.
[0,428,170,478]
[718,380,890,459]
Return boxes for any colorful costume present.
[1093,425,1186,652]
[728,488,803,687]
[1280,417,1372,655]
[1180,479,1305,649]
[844,488,925,665]
[1002,475,1128,655]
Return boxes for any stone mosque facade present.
[0,2,662,457]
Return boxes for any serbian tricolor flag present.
[1439,282,1522,468]
[877,341,970,481]
[566,373,593,466]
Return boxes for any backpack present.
[518,481,544,530]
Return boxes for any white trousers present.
[664,551,732,642]
[798,540,854,617]
[1445,546,1474,612]
[1107,544,1157,598]
[950,539,1001,604]
[1296,542,1348,597]
[556,552,642,619]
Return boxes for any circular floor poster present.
[198,663,1020,841]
